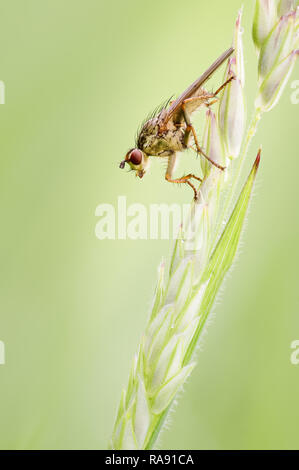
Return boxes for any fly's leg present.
[205,98,218,107]
[213,74,235,96]
[165,173,202,200]
[181,95,211,147]
[183,76,235,113]
[183,124,192,147]
[165,154,202,200]
[182,101,225,171]
[204,76,235,109]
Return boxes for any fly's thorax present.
[138,118,185,157]
[163,126,186,152]
[137,118,159,150]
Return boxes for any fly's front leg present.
[182,100,225,171]
[165,154,202,200]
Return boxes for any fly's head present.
[119,149,150,179]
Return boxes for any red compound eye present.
[130,149,142,166]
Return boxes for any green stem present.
[229,108,262,212]
[133,111,263,451]
[211,107,262,250]
[144,406,171,450]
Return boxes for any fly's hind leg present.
[165,154,202,200]
[180,75,235,169]
[183,75,235,113]
[204,75,236,109]
[181,100,225,171]
[213,74,235,96]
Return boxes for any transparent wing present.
[158,47,234,128]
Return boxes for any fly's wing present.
[158,47,234,128]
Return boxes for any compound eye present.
[130,149,142,166]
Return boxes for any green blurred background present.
[0,0,298,450]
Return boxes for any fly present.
[119,47,235,199]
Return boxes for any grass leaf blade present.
[183,150,261,365]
